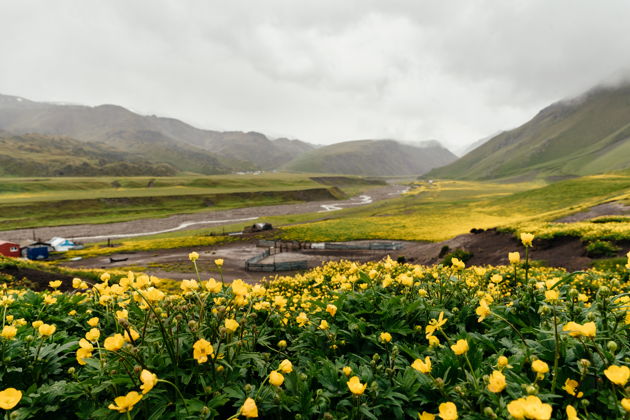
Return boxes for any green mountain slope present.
[428,83,630,180]
[0,94,314,173]
[282,139,457,176]
[0,134,177,176]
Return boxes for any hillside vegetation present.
[282,139,456,176]
[428,83,630,180]
[0,94,313,174]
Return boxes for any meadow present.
[0,174,380,230]
[1,238,629,419]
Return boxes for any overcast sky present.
[1,1,630,151]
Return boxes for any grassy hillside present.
[0,133,180,177]
[0,94,314,172]
[282,139,456,176]
[428,83,630,180]
[280,172,630,242]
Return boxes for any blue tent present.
[25,246,49,260]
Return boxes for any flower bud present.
[586,312,596,321]
[607,341,618,353]
[568,289,578,298]
[244,384,253,393]
[526,385,538,395]
[483,407,497,418]
[67,367,76,375]
[133,365,142,373]
[299,373,308,381]
[598,286,610,297]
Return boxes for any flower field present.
[1,238,629,419]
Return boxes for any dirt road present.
[4,185,406,244]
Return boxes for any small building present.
[0,241,21,258]
[49,237,84,252]
[21,242,50,260]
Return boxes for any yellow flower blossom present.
[562,379,583,398]
[566,405,579,420]
[48,280,62,289]
[604,365,629,386]
[278,359,293,373]
[193,338,214,364]
[562,321,596,338]
[220,318,238,333]
[87,317,99,327]
[520,232,534,247]
[140,369,158,394]
[188,251,199,262]
[347,376,367,395]
[507,395,552,420]
[326,304,337,317]
[85,328,100,342]
[379,332,392,343]
[104,333,125,351]
[411,356,432,374]
[296,312,309,327]
[487,370,506,393]
[269,370,284,387]
[319,320,329,330]
[1,325,17,340]
[438,402,458,420]
[342,366,352,376]
[38,323,56,337]
[240,397,258,418]
[108,391,142,413]
[508,252,521,264]
[205,278,222,293]
[0,388,22,410]
[450,339,469,355]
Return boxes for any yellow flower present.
[104,333,125,351]
[1,325,17,340]
[188,251,199,262]
[438,402,458,420]
[520,232,534,247]
[140,369,158,394]
[531,360,549,375]
[476,300,491,322]
[231,279,249,296]
[418,412,435,420]
[124,328,140,342]
[116,309,128,320]
[32,320,43,329]
[319,320,330,330]
[450,339,469,355]
[562,321,596,338]
[508,252,521,264]
[224,318,239,333]
[241,397,258,418]
[0,387,22,410]
[621,398,630,412]
[507,395,552,420]
[144,287,165,302]
[451,258,465,270]
[326,304,337,317]
[566,405,579,420]
[108,391,142,413]
[426,312,447,336]
[48,280,62,289]
[562,378,583,398]
[278,359,293,373]
[205,278,222,293]
[38,323,56,337]
[544,290,559,303]
[296,312,309,327]
[428,335,440,347]
[43,295,57,305]
[379,332,392,343]
[100,272,111,282]
[180,279,199,293]
[193,338,214,364]
[277,340,287,349]
[85,328,100,342]
[87,317,99,327]
[497,356,511,369]
[604,365,630,386]
[342,366,352,376]
[487,370,506,393]
[269,370,284,387]
[411,356,432,373]
[214,258,224,267]
[347,376,367,395]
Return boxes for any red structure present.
[0,241,21,258]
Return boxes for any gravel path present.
[4,185,405,244]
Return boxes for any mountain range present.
[0,94,455,177]
[428,83,630,180]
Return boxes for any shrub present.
[585,240,620,258]
[441,248,473,266]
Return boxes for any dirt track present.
[3,185,405,244]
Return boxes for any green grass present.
[0,173,382,230]
[279,174,630,242]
